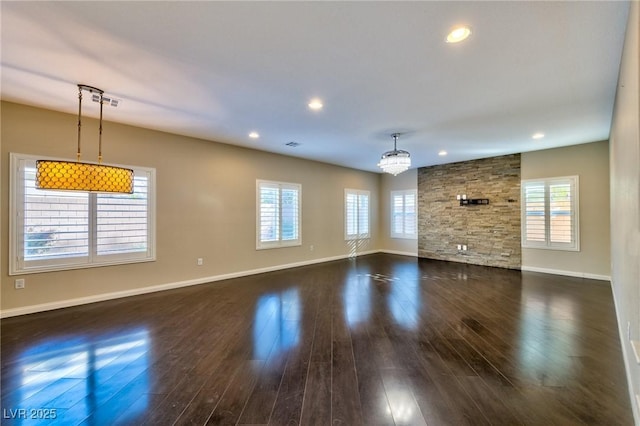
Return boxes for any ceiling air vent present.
[285,141,300,147]
[92,93,121,107]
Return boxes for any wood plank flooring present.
[0,254,634,425]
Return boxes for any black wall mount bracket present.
[460,199,489,206]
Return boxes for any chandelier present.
[378,133,411,176]
[35,84,134,194]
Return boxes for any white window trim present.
[256,179,302,250]
[344,188,370,240]
[390,189,417,240]
[9,153,156,275]
[521,175,580,251]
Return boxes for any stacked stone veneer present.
[417,154,521,269]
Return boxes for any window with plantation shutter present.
[521,176,579,251]
[96,176,150,256]
[10,153,156,275]
[391,189,417,239]
[256,180,301,249]
[345,189,370,240]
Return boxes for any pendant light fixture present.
[378,133,411,176]
[35,84,134,194]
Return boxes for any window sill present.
[10,256,156,276]
[521,244,580,252]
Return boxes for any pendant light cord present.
[77,86,82,161]
[98,92,103,164]
[76,84,106,164]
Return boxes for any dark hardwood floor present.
[1,254,634,425]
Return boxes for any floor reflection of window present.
[253,289,300,361]
[17,328,149,424]
[388,264,420,330]
[344,273,371,329]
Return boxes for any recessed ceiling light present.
[308,99,323,110]
[438,150,448,156]
[532,132,545,140]
[249,131,260,139]
[446,26,472,43]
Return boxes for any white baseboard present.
[521,265,610,281]
[0,250,379,318]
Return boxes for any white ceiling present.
[1,1,630,173]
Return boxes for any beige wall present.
[1,102,381,314]
[610,0,640,421]
[379,169,418,255]
[521,141,611,279]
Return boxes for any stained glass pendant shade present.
[35,84,134,194]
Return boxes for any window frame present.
[9,153,156,275]
[521,175,580,251]
[344,188,370,240]
[256,179,302,250]
[390,189,417,240]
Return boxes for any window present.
[345,189,370,240]
[256,180,301,249]
[391,189,417,239]
[10,153,156,274]
[521,176,579,251]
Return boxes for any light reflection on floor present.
[253,289,300,362]
[344,264,421,330]
[344,271,372,328]
[385,388,417,424]
[11,328,149,425]
[389,263,421,330]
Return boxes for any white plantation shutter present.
[22,166,89,267]
[96,175,150,256]
[257,180,301,249]
[10,153,156,274]
[392,193,404,235]
[391,190,417,239]
[345,189,370,240]
[549,182,574,244]
[523,183,546,243]
[358,194,369,236]
[281,187,299,241]
[521,176,579,251]
[345,192,359,237]
[259,183,280,243]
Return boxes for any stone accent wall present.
[417,154,521,269]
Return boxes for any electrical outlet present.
[462,245,468,251]
[197,258,203,266]
[457,244,462,250]
[15,279,25,289]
